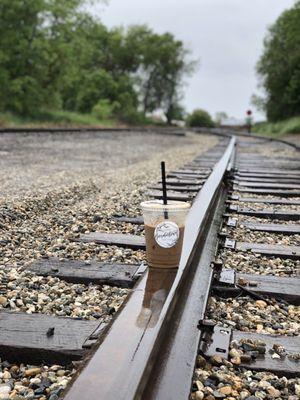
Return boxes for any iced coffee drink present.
[141,200,190,269]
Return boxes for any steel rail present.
[63,137,236,400]
[0,127,185,136]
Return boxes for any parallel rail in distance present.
[0,127,186,136]
[63,137,236,400]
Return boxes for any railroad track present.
[0,128,299,400]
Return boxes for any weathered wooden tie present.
[235,172,300,180]
[228,205,300,221]
[236,163,300,170]
[234,181,300,190]
[171,168,210,175]
[213,269,300,304]
[167,172,208,180]
[158,178,204,186]
[237,169,300,176]
[0,311,104,365]
[232,331,300,377]
[113,216,143,225]
[27,258,141,288]
[75,232,146,249]
[234,177,300,184]
[148,184,201,193]
[229,195,300,206]
[200,326,300,377]
[224,239,300,260]
[242,222,300,235]
[146,190,192,201]
[168,171,208,178]
[233,187,300,197]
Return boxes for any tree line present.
[254,1,300,122]
[0,0,195,124]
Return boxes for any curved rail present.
[63,137,236,400]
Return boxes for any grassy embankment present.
[0,110,118,128]
[254,116,300,137]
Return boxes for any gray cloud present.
[91,0,295,121]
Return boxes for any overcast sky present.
[92,0,294,121]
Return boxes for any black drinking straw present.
[161,161,168,219]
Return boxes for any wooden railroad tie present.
[148,184,201,193]
[199,325,300,377]
[167,172,208,180]
[235,173,300,180]
[242,222,300,235]
[223,238,300,260]
[113,216,143,225]
[236,168,300,176]
[227,205,300,221]
[236,163,300,170]
[145,190,192,201]
[74,232,146,250]
[234,176,300,184]
[233,187,300,197]
[213,268,300,304]
[27,258,144,288]
[171,168,211,175]
[233,181,300,190]
[229,195,300,206]
[0,311,105,365]
[226,218,300,234]
[157,178,204,186]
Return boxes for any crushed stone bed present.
[222,225,300,247]
[191,354,300,400]
[229,201,300,212]
[190,139,300,399]
[0,130,213,199]
[0,267,128,320]
[0,361,76,400]
[0,131,216,396]
[220,249,299,276]
[207,295,299,336]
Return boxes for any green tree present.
[0,1,195,125]
[128,27,196,123]
[0,0,47,115]
[59,18,140,116]
[187,109,215,128]
[256,1,300,121]
[0,0,94,115]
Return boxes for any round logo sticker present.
[154,221,179,248]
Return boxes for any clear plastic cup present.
[141,200,190,269]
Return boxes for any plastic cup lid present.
[141,199,190,211]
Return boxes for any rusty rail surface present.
[63,137,236,400]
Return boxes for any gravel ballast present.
[191,354,300,400]
[0,130,216,399]
[207,295,299,336]
[220,249,299,276]
[190,138,300,399]
[0,362,75,400]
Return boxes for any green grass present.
[254,116,300,137]
[0,110,117,128]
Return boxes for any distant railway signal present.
[246,110,253,134]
